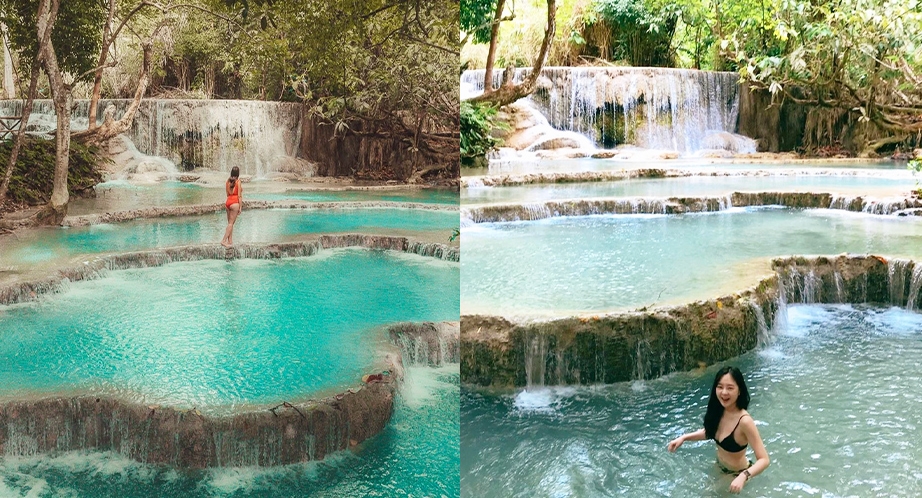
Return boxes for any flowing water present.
[461,304,922,497]
[462,208,922,317]
[0,364,459,497]
[462,68,740,151]
[0,249,458,408]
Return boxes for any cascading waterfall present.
[888,259,913,306]
[524,332,548,389]
[748,301,772,348]
[907,265,922,311]
[461,67,743,152]
[834,272,846,303]
[0,99,302,177]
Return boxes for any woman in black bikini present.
[667,366,770,493]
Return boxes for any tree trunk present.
[467,0,557,108]
[37,0,70,224]
[87,0,117,131]
[74,44,151,146]
[1,24,14,99]
[482,0,506,93]
[0,58,41,203]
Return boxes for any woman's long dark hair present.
[703,366,750,439]
[228,166,240,188]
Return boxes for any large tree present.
[733,0,922,153]
[463,0,557,108]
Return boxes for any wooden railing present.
[0,115,22,140]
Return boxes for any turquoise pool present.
[0,364,459,497]
[68,181,457,215]
[1,208,456,268]
[0,249,459,408]
[462,208,922,317]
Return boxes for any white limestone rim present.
[460,192,922,222]
[0,234,458,307]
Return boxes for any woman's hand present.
[666,436,684,452]
[729,473,747,493]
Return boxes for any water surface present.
[0,250,459,408]
[0,364,459,497]
[1,207,456,269]
[461,305,922,497]
[462,208,922,317]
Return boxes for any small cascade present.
[748,301,772,347]
[462,67,741,151]
[829,195,861,211]
[834,272,846,303]
[862,198,913,216]
[888,259,913,306]
[632,339,652,380]
[388,322,459,367]
[718,195,733,211]
[773,279,789,334]
[907,265,922,311]
[802,270,822,304]
[524,331,548,389]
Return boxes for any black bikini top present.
[715,414,749,453]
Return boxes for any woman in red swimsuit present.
[667,366,770,493]
[221,166,242,248]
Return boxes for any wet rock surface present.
[461,254,922,387]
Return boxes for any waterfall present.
[633,339,652,380]
[907,265,922,311]
[462,67,741,151]
[748,301,772,347]
[388,322,459,367]
[524,332,548,389]
[773,281,789,334]
[888,259,913,306]
[0,99,302,177]
[834,272,846,303]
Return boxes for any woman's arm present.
[667,428,706,452]
[237,182,242,211]
[730,416,770,493]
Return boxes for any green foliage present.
[732,0,922,142]
[450,227,460,241]
[0,0,105,79]
[591,0,678,66]
[461,0,497,44]
[909,159,922,194]
[0,138,104,205]
[461,100,505,165]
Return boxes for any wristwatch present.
[742,469,753,480]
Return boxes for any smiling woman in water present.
[667,366,770,493]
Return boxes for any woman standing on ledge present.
[221,166,242,248]
[667,366,770,493]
